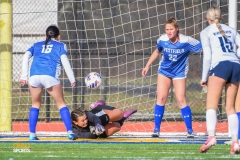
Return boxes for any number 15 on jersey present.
[218,37,233,52]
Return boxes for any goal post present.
[0,0,12,131]
[2,0,239,136]
[227,0,237,137]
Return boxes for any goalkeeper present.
[71,100,137,138]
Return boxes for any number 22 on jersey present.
[168,54,177,61]
[41,45,53,53]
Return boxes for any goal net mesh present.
[2,0,238,136]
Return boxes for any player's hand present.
[142,66,149,77]
[94,123,105,136]
[20,79,27,86]
[71,82,76,87]
[89,126,96,134]
[200,81,207,86]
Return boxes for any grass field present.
[0,142,239,160]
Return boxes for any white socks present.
[228,114,239,142]
[206,109,217,136]
[206,109,239,141]
[29,132,36,137]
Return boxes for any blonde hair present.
[165,17,179,35]
[206,7,227,38]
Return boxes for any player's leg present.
[102,107,137,122]
[235,84,240,143]
[106,122,121,136]
[92,103,137,121]
[103,109,123,122]
[28,76,46,140]
[28,85,43,140]
[46,83,76,140]
[153,74,171,137]
[200,76,225,153]
[92,105,123,122]
[173,78,193,137]
[93,105,136,127]
[225,82,240,154]
[99,122,121,137]
[107,108,137,128]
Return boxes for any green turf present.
[0,143,239,160]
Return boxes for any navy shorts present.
[90,105,115,126]
[209,61,240,83]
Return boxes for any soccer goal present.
[0,0,239,137]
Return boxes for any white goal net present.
[0,0,239,136]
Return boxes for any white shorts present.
[29,75,60,88]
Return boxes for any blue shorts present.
[209,61,240,83]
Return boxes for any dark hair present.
[44,25,60,49]
[71,108,87,128]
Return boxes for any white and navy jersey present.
[157,34,202,78]
[200,23,240,82]
[28,39,67,78]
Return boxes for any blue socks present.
[29,107,39,134]
[60,107,73,132]
[237,112,240,140]
[29,107,72,134]
[181,106,193,134]
[154,104,165,132]
[154,105,193,134]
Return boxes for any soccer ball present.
[85,72,102,89]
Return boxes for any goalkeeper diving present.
[71,100,137,138]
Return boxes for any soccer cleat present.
[230,141,240,154]
[68,133,77,140]
[90,100,106,109]
[200,136,216,153]
[152,132,160,137]
[151,128,160,137]
[187,133,194,138]
[186,129,194,138]
[29,135,39,141]
[123,108,137,119]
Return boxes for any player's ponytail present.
[165,17,179,35]
[206,7,227,38]
[44,25,60,49]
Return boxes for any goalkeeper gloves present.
[89,126,96,134]
[94,123,105,136]
[90,124,105,136]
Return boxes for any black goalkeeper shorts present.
[90,105,116,126]
[99,131,108,138]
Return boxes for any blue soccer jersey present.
[157,34,202,78]
[28,39,67,78]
